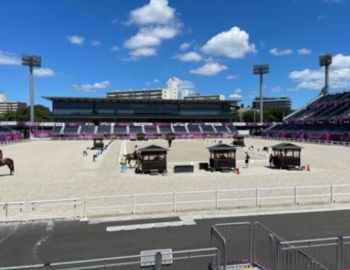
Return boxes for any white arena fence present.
[252,135,350,147]
[2,184,350,221]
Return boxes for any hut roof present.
[272,143,303,150]
[139,144,169,153]
[208,143,237,152]
[233,134,245,138]
[93,138,104,141]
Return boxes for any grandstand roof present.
[42,96,236,105]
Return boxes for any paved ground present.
[1,209,350,267]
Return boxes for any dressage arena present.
[1,138,350,220]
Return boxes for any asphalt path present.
[1,210,350,267]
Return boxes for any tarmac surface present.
[1,209,350,267]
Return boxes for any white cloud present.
[289,54,350,90]
[130,47,157,57]
[67,35,85,46]
[201,26,257,58]
[324,0,342,2]
[124,0,181,60]
[33,68,55,78]
[174,52,202,62]
[270,48,293,56]
[270,86,283,92]
[174,78,195,91]
[111,46,120,52]
[190,62,227,76]
[73,80,111,92]
[124,26,178,50]
[179,42,192,51]
[298,48,312,55]
[91,40,102,46]
[127,0,176,26]
[0,51,20,65]
[154,79,160,83]
[227,75,240,80]
[111,18,118,24]
[332,54,350,69]
[230,89,243,99]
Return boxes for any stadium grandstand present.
[263,91,350,142]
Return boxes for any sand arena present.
[0,138,350,220]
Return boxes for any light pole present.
[253,64,269,123]
[319,53,332,95]
[21,55,42,123]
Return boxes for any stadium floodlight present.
[22,55,42,123]
[253,64,269,124]
[319,53,332,95]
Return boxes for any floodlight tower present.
[319,53,332,95]
[21,55,41,123]
[253,64,269,123]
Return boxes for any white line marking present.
[106,219,196,232]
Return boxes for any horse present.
[125,153,142,167]
[0,158,15,175]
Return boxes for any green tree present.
[0,105,52,122]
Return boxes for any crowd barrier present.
[0,139,31,146]
[2,184,350,222]
[0,248,218,270]
[253,135,350,147]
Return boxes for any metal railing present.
[211,222,329,270]
[252,135,350,147]
[0,248,218,270]
[2,184,350,221]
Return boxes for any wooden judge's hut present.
[93,138,104,150]
[271,143,302,169]
[136,132,146,141]
[139,145,169,174]
[232,135,246,147]
[208,143,237,172]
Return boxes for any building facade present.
[43,96,238,124]
[184,94,225,101]
[107,78,178,100]
[252,97,291,110]
[0,94,27,115]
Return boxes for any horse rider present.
[133,145,139,159]
[0,149,3,165]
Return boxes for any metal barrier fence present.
[0,248,218,270]
[211,222,331,270]
[272,236,350,270]
[2,184,350,221]
[252,135,350,147]
[0,139,31,145]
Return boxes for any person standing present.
[0,149,3,165]
[133,145,139,159]
[120,155,127,173]
[245,152,250,168]
[168,137,173,147]
[269,154,274,167]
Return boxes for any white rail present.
[2,184,350,221]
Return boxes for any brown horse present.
[125,153,142,167]
[0,158,15,175]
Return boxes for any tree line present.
[0,105,52,122]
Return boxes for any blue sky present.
[1,0,350,109]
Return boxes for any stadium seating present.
[0,126,16,134]
[264,92,350,142]
[49,122,239,139]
